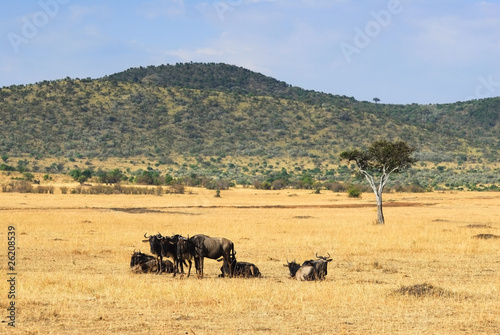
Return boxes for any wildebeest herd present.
[130,232,332,281]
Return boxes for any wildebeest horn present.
[144,232,150,238]
[326,253,331,259]
[316,252,320,258]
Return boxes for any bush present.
[135,170,161,185]
[169,184,185,194]
[253,180,272,190]
[272,179,285,190]
[347,185,362,198]
[98,169,124,184]
[155,186,163,196]
[35,186,54,194]
[0,164,16,171]
[205,179,231,190]
[1,180,33,193]
[326,182,347,192]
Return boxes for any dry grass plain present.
[0,188,499,334]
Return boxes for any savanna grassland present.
[0,188,499,334]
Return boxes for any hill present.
[0,63,498,189]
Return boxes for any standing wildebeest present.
[218,258,261,278]
[177,234,235,278]
[175,236,194,277]
[302,253,333,280]
[143,233,187,276]
[284,260,318,281]
[130,250,174,273]
[161,234,189,277]
[143,233,166,274]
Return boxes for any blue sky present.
[1,0,500,104]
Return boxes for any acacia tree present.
[340,140,417,224]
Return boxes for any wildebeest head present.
[143,232,164,256]
[314,253,332,279]
[315,252,331,262]
[301,253,333,280]
[284,260,301,277]
[130,250,155,267]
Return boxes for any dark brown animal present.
[218,258,261,278]
[130,250,174,273]
[177,234,235,278]
[142,233,166,274]
[142,233,187,275]
[175,236,194,277]
[284,260,318,281]
[302,253,333,280]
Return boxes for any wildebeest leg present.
[194,257,200,278]
[198,257,204,278]
[178,258,184,275]
[224,255,235,278]
[230,246,236,277]
[173,259,178,277]
[187,259,192,277]
[157,255,163,275]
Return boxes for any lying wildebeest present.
[218,258,261,278]
[284,260,318,281]
[177,234,235,278]
[142,233,188,276]
[130,250,174,273]
[302,253,333,280]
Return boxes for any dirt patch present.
[394,283,455,298]
[472,234,500,240]
[164,211,201,216]
[111,208,201,215]
[293,215,315,219]
[111,208,163,214]
[197,202,431,209]
[463,224,493,229]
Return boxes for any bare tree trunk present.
[377,201,385,224]
[375,191,385,224]
[358,166,394,224]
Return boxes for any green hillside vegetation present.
[0,63,499,191]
